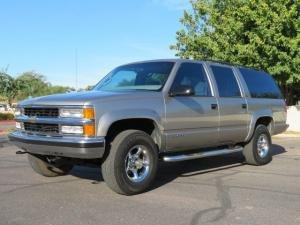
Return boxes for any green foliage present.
[0,72,20,105]
[0,71,74,105]
[15,71,75,100]
[15,71,49,100]
[0,112,14,120]
[45,85,75,95]
[171,0,300,105]
[85,85,94,91]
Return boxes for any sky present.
[0,0,190,89]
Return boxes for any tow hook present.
[16,150,28,155]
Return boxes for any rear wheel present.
[101,130,158,195]
[243,124,272,165]
[27,154,73,177]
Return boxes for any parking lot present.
[0,136,299,225]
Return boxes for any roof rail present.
[206,60,241,67]
[205,60,264,71]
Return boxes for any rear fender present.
[245,109,273,142]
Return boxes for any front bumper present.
[9,131,106,159]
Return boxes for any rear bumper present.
[8,131,106,159]
[273,123,289,135]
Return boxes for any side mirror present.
[169,85,195,97]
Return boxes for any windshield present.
[93,62,174,91]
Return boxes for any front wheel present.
[243,124,272,165]
[101,130,158,195]
[27,154,73,177]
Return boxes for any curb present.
[0,120,15,123]
[0,131,11,135]
[274,133,300,138]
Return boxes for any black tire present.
[101,130,158,195]
[243,124,272,165]
[27,154,73,177]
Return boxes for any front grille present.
[24,108,59,118]
[24,122,59,134]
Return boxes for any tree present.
[15,71,74,101]
[45,85,75,95]
[16,71,48,98]
[0,71,75,104]
[0,72,20,106]
[85,85,95,91]
[171,0,300,105]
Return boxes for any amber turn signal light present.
[83,124,95,136]
[83,108,95,119]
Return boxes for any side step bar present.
[163,146,243,162]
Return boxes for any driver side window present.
[171,63,212,97]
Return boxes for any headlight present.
[61,125,95,136]
[15,122,22,129]
[15,107,22,116]
[60,108,83,118]
[60,108,95,119]
[61,125,83,134]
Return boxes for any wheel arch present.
[246,110,274,142]
[97,110,163,151]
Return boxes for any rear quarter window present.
[239,68,282,99]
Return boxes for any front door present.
[164,62,219,152]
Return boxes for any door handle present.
[242,103,247,109]
[211,104,218,110]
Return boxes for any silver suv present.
[9,59,288,195]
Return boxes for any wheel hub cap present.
[125,145,150,183]
[257,134,269,158]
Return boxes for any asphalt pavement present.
[0,136,299,225]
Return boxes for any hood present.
[18,90,161,106]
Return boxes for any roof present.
[118,58,264,72]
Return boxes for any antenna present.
[5,64,9,73]
[75,48,78,91]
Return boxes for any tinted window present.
[171,63,211,96]
[211,66,241,97]
[94,62,174,91]
[239,68,282,99]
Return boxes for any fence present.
[287,105,300,132]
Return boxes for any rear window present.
[211,66,241,97]
[239,68,282,99]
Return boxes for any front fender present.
[96,109,162,137]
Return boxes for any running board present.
[163,146,243,162]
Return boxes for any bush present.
[0,113,15,120]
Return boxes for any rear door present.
[164,62,219,151]
[208,64,250,144]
